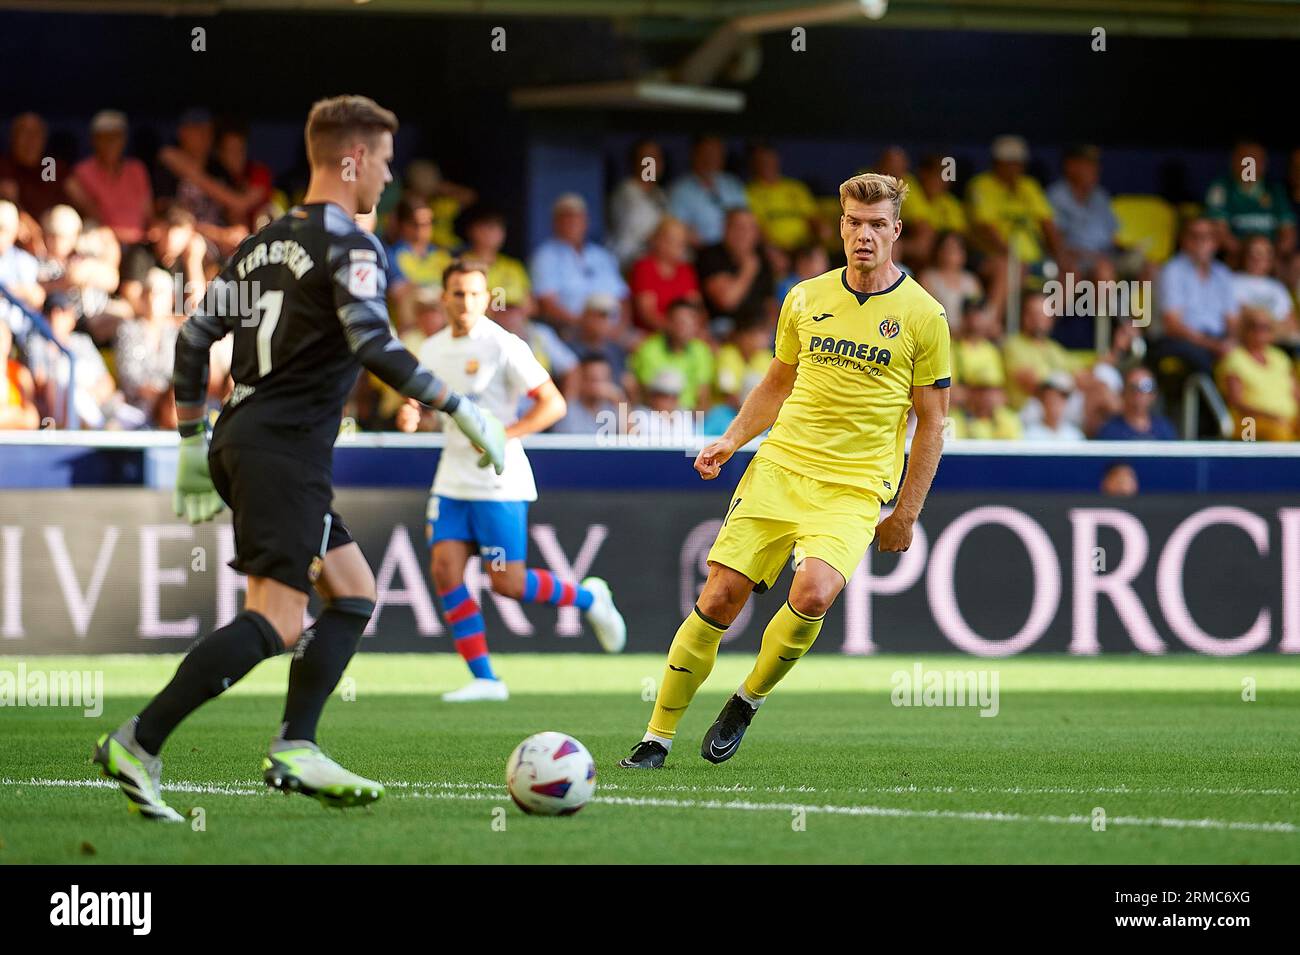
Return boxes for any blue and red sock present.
[439,584,495,680]
[522,569,594,611]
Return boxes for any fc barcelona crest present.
[879,317,900,339]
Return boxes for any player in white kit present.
[399,259,626,701]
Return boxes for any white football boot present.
[441,678,510,702]
[582,576,626,653]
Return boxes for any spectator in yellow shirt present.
[951,300,1005,408]
[1218,306,1300,441]
[1002,290,1075,409]
[967,135,1065,321]
[714,321,773,407]
[874,145,932,267]
[913,154,969,236]
[950,361,1022,440]
[745,144,824,253]
[458,206,532,318]
[403,159,477,250]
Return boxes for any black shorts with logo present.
[208,444,354,594]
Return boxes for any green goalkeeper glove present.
[174,432,225,524]
[445,395,507,475]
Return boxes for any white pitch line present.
[0,777,267,798]
[385,779,1300,798]
[4,777,1296,833]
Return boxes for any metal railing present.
[0,282,77,430]
[1181,372,1234,440]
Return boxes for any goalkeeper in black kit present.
[92,95,506,819]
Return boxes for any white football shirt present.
[417,317,551,502]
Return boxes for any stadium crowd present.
[3,108,1299,442]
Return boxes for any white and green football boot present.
[92,720,185,822]
[582,576,626,654]
[263,739,385,809]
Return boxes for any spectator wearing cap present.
[67,110,152,247]
[628,298,714,411]
[918,231,982,332]
[153,108,221,226]
[1095,367,1177,440]
[0,318,39,430]
[667,136,749,247]
[1047,146,1120,268]
[1022,372,1085,441]
[608,138,669,266]
[966,135,1064,320]
[530,193,628,331]
[1204,139,1296,265]
[1046,145,1146,326]
[1046,149,1127,351]
[629,216,700,333]
[1154,216,1238,378]
[458,206,532,320]
[37,204,122,343]
[745,143,824,253]
[1231,234,1298,349]
[1216,305,1300,441]
[0,112,70,221]
[552,354,623,435]
[572,293,629,383]
[697,207,777,336]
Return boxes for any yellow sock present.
[648,607,727,739]
[743,601,824,698]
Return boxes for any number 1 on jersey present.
[254,289,285,377]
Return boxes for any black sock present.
[280,597,373,743]
[135,611,283,756]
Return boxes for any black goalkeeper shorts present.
[208,444,354,594]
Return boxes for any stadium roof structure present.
[10,0,1300,40]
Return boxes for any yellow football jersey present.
[757,267,951,498]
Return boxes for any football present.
[505,732,597,816]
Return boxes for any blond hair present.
[839,172,909,220]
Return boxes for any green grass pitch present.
[2,653,1298,864]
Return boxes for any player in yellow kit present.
[620,172,951,769]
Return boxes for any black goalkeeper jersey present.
[173,202,445,466]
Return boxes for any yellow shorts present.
[707,455,883,591]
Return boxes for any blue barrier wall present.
[1,438,1298,494]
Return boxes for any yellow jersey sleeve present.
[912,304,952,388]
[774,284,802,365]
